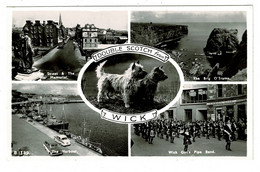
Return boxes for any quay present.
[12,100,84,106]
[12,114,101,156]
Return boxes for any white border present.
[1,3,256,171]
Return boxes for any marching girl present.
[182,128,192,152]
[223,119,234,151]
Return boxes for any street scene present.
[12,83,128,156]
[131,125,246,156]
[12,11,128,81]
[12,114,92,156]
[131,84,247,156]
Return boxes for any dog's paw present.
[125,104,130,108]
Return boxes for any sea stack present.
[204,28,239,56]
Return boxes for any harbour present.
[12,84,128,156]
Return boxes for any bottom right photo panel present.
[131,84,247,156]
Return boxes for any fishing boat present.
[75,119,103,155]
[46,105,69,132]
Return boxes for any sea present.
[177,22,247,54]
[167,22,247,80]
[43,103,128,156]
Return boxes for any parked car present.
[54,135,71,146]
[19,114,27,119]
[33,115,43,121]
[43,141,63,156]
[58,42,64,49]
[59,129,72,138]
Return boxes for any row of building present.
[73,23,128,51]
[15,15,128,50]
[12,90,68,103]
[22,14,67,47]
[161,84,247,123]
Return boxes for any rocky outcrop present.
[204,30,247,80]
[131,22,188,47]
[204,28,239,56]
[222,30,247,78]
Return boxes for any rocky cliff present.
[131,22,188,47]
[222,30,247,78]
[204,28,239,56]
[205,30,247,80]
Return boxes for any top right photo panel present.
[131,10,247,81]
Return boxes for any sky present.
[12,83,79,95]
[12,11,247,30]
[12,11,128,30]
[131,11,247,23]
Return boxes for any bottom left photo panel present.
[11,83,128,156]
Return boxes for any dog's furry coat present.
[96,60,147,108]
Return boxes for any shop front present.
[207,98,247,122]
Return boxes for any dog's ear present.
[154,66,160,71]
[132,62,136,70]
[136,61,140,64]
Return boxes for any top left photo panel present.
[11,10,129,81]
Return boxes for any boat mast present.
[82,118,91,142]
[61,104,66,130]
[62,104,66,122]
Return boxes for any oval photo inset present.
[78,51,183,124]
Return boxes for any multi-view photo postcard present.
[9,6,252,159]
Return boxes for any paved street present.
[33,39,85,80]
[131,126,247,156]
[12,115,100,156]
[34,40,83,71]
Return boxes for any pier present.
[12,114,101,156]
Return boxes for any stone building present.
[163,84,208,122]
[81,24,98,50]
[160,84,247,123]
[21,14,67,47]
[32,20,46,46]
[44,20,59,47]
[207,84,247,122]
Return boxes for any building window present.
[238,84,243,95]
[182,88,207,104]
[217,84,223,97]
[167,110,174,119]
[185,109,192,122]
